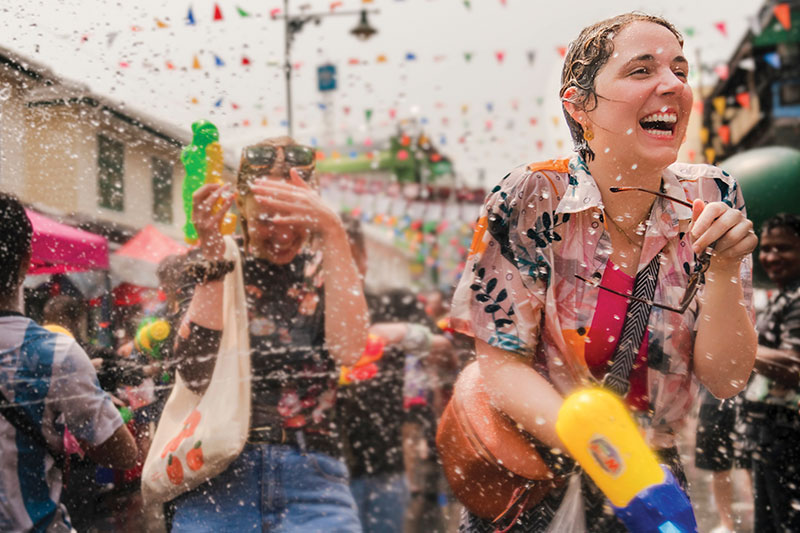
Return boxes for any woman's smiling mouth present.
[639,111,678,138]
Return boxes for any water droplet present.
[631,163,638,170]
[626,128,633,135]
[535,416,546,425]
[615,174,622,182]
[656,47,664,54]
[0,87,11,101]
[604,147,610,153]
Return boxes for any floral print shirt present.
[451,156,754,448]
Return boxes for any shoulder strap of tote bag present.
[602,253,661,397]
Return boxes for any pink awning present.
[26,209,109,274]
[114,225,188,264]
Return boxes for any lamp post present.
[279,0,378,137]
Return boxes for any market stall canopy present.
[26,209,109,274]
[111,225,189,288]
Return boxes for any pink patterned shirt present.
[451,156,754,448]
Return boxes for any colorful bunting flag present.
[714,21,727,37]
[705,147,716,163]
[712,96,726,116]
[214,98,223,107]
[236,6,250,17]
[405,52,416,61]
[214,55,225,67]
[190,97,199,104]
[389,108,396,118]
[684,27,695,37]
[736,91,751,109]
[774,3,791,30]
[242,56,251,66]
[714,64,729,80]
[365,109,373,122]
[330,1,343,11]
[261,117,268,126]
[192,55,202,69]
[738,57,756,71]
[557,46,567,58]
[699,127,709,144]
[213,3,223,21]
[155,18,169,29]
[464,52,473,62]
[186,6,195,25]
[718,124,731,144]
[692,100,704,114]
[376,54,387,63]
[764,51,781,69]
[166,60,176,70]
[270,8,281,18]
[495,51,505,63]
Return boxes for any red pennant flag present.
[270,8,281,18]
[692,100,704,114]
[389,109,396,118]
[119,61,130,68]
[557,46,567,58]
[718,124,731,144]
[495,51,505,63]
[687,149,696,162]
[214,3,223,21]
[166,61,175,70]
[714,64,730,80]
[736,91,751,109]
[774,3,791,30]
[242,56,251,66]
[536,140,544,151]
[343,106,351,115]
[330,1,343,11]
[529,117,538,126]
[348,58,360,65]
[242,119,250,127]
[714,21,727,37]
[232,102,240,110]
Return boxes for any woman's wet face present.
[580,21,692,170]
[238,138,308,264]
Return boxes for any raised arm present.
[691,200,758,398]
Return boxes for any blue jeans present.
[350,471,408,533]
[170,443,362,532]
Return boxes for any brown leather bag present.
[436,361,561,524]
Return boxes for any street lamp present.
[279,0,379,137]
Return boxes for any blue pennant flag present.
[187,6,196,25]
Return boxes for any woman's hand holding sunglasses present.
[249,168,338,239]
[192,182,236,261]
[689,200,757,273]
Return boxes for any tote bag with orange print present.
[142,236,251,505]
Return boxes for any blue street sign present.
[317,64,337,92]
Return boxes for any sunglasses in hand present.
[575,186,714,314]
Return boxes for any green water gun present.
[181,120,236,244]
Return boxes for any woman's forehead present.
[608,21,684,61]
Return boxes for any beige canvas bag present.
[142,235,251,505]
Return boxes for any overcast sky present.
[1,0,763,186]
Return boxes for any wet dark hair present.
[0,193,33,297]
[762,213,800,238]
[560,12,683,162]
[43,294,86,333]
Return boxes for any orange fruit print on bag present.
[186,441,204,471]
[166,454,184,485]
[161,409,202,459]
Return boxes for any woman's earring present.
[583,127,594,142]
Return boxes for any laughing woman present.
[450,13,758,532]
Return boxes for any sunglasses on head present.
[242,144,315,172]
[575,186,714,314]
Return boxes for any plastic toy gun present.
[556,388,698,533]
[135,317,171,361]
[181,120,236,244]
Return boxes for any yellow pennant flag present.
[261,117,268,127]
[192,55,201,69]
[376,54,387,63]
[699,127,709,145]
[712,96,726,116]
[705,147,716,163]
[155,18,169,28]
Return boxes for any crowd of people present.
[0,10,798,533]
